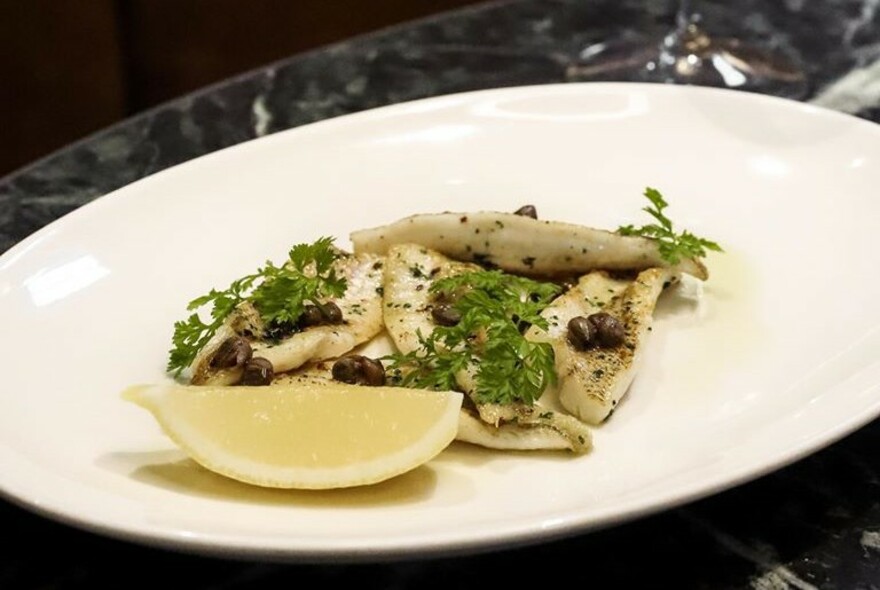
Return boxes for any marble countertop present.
[2,1,878,587]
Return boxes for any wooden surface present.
[0,0,484,177]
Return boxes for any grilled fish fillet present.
[189,252,385,384]
[383,243,592,453]
[528,268,676,424]
[351,211,707,280]
[456,407,590,452]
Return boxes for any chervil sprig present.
[617,187,723,264]
[384,270,560,405]
[249,238,347,327]
[167,237,346,376]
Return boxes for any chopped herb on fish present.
[385,270,560,405]
[168,237,347,376]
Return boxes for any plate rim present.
[1,82,879,562]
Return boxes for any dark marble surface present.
[2,1,879,588]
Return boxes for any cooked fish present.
[457,406,591,453]
[528,268,675,424]
[190,252,385,385]
[453,365,592,453]
[383,243,592,453]
[381,244,478,354]
[351,211,707,279]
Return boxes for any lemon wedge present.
[123,382,463,489]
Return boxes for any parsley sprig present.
[167,237,346,376]
[617,187,723,264]
[384,270,560,405]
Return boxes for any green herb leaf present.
[617,187,723,264]
[167,237,346,376]
[384,270,560,405]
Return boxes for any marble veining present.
[2,1,879,255]
[863,531,880,552]
[811,56,880,112]
[684,513,821,590]
[1,1,879,588]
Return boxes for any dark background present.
[1,0,485,178]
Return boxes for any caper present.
[321,301,343,324]
[514,205,538,219]
[567,316,593,350]
[300,302,343,328]
[587,312,626,348]
[332,355,386,386]
[209,336,252,369]
[299,305,325,327]
[431,303,461,326]
[331,356,360,384]
[360,357,386,386]
[239,357,274,386]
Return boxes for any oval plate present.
[1,83,878,561]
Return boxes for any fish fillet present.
[351,211,707,279]
[190,252,385,384]
[528,268,675,424]
[383,243,592,453]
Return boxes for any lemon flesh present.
[123,382,463,489]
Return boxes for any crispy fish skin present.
[351,211,707,280]
[383,243,592,453]
[529,268,675,424]
[189,252,385,385]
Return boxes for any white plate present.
[1,83,878,561]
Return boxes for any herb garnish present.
[167,237,346,376]
[617,187,723,264]
[384,270,560,405]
